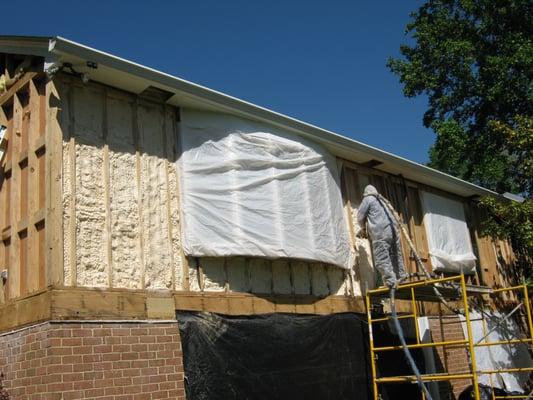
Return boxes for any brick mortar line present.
[0,319,178,337]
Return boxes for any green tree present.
[480,117,532,280]
[388,0,533,194]
[388,0,533,278]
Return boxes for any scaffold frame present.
[365,274,533,400]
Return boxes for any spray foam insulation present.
[107,96,141,289]
[73,86,107,287]
[60,80,353,295]
[138,105,173,289]
[62,83,182,290]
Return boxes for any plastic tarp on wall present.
[460,311,532,393]
[420,191,477,274]
[176,311,424,400]
[178,109,353,269]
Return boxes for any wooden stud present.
[27,80,40,293]
[44,78,65,288]
[174,117,190,291]
[132,98,145,290]
[102,89,112,288]
[196,258,205,292]
[406,186,431,272]
[9,94,22,299]
[288,261,295,295]
[0,106,12,294]
[66,85,76,286]
[340,166,357,296]
[163,105,176,290]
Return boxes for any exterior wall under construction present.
[0,49,526,400]
[0,64,518,315]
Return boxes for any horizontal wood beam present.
[0,72,40,107]
[0,288,51,332]
[0,286,452,333]
[0,287,372,332]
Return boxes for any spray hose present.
[373,193,460,314]
[364,192,464,400]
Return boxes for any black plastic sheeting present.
[177,311,426,400]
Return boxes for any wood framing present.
[0,71,49,304]
[0,44,522,335]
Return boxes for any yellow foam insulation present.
[58,80,356,296]
[62,137,72,286]
[164,108,182,290]
[351,205,375,295]
[138,105,173,289]
[61,83,183,291]
[73,87,107,287]
[107,96,141,289]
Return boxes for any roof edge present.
[2,35,501,199]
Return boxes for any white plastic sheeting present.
[420,191,477,274]
[178,109,353,269]
[460,311,532,392]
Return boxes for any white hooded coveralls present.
[357,185,407,287]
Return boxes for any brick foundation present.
[429,315,471,399]
[0,321,186,400]
[0,315,477,400]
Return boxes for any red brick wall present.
[429,315,472,400]
[0,321,186,400]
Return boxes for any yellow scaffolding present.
[365,275,533,400]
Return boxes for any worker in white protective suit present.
[357,185,408,288]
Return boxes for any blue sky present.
[4,0,433,163]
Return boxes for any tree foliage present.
[388,0,533,194]
[388,0,533,278]
[480,117,533,279]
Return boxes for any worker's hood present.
[363,184,378,197]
